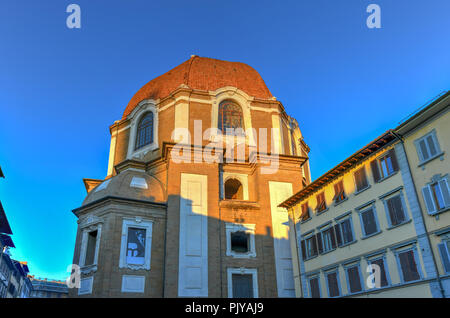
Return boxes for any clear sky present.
[0,0,449,280]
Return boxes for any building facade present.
[0,167,32,298]
[280,92,449,298]
[395,92,450,297]
[30,277,68,298]
[69,56,311,297]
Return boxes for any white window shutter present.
[437,243,450,273]
[422,186,436,215]
[438,179,450,208]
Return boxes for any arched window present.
[135,112,154,150]
[218,100,244,135]
[224,178,243,200]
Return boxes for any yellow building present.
[395,91,450,297]
[280,91,449,298]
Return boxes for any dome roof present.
[82,170,166,206]
[122,56,273,119]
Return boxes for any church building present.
[69,56,311,297]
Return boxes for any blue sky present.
[0,0,449,280]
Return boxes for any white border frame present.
[210,88,255,146]
[119,217,153,270]
[227,268,258,298]
[127,99,159,160]
[121,275,146,293]
[222,172,249,200]
[79,216,103,274]
[78,276,93,295]
[225,223,256,258]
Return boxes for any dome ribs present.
[122,56,273,119]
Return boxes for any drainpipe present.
[391,131,445,298]
[289,209,304,298]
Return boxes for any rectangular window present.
[422,178,450,215]
[397,250,421,282]
[232,274,254,298]
[360,207,379,236]
[415,131,441,163]
[231,231,250,254]
[370,149,399,182]
[385,195,407,226]
[301,203,310,221]
[85,230,98,266]
[333,180,346,204]
[346,265,363,294]
[119,219,153,270]
[354,167,369,192]
[301,235,318,259]
[438,240,450,274]
[320,228,334,253]
[326,271,340,297]
[316,192,326,213]
[309,277,321,298]
[337,218,354,245]
[126,227,146,265]
[369,258,389,287]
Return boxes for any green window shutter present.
[419,139,430,161]
[437,243,450,273]
[426,135,438,157]
[301,240,306,260]
[422,185,437,215]
[370,160,381,183]
[388,149,399,172]
[438,179,450,208]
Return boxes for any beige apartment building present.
[280,91,449,298]
[395,92,450,297]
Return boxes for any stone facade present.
[69,56,311,298]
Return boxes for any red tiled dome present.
[122,56,273,119]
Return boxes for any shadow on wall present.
[71,192,298,298]
[167,193,297,298]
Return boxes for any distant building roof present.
[0,201,13,235]
[279,130,397,208]
[30,277,68,294]
[0,233,15,248]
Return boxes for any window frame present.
[221,173,249,201]
[371,149,399,183]
[227,268,258,298]
[437,238,450,274]
[356,205,381,239]
[414,129,442,165]
[218,100,245,136]
[300,202,311,222]
[307,275,321,298]
[393,245,423,284]
[304,233,318,260]
[79,217,103,274]
[225,223,256,258]
[333,180,347,205]
[319,225,335,254]
[134,111,154,151]
[381,190,410,229]
[315,192,327,214]
[324,268,342,298]
[422,175,450,215]
[343,262,364,295]
[126,101,159,160]
[353,166,370,194]
[335,215,356,246]
[119,218,153,271]
[367,254,391,289]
